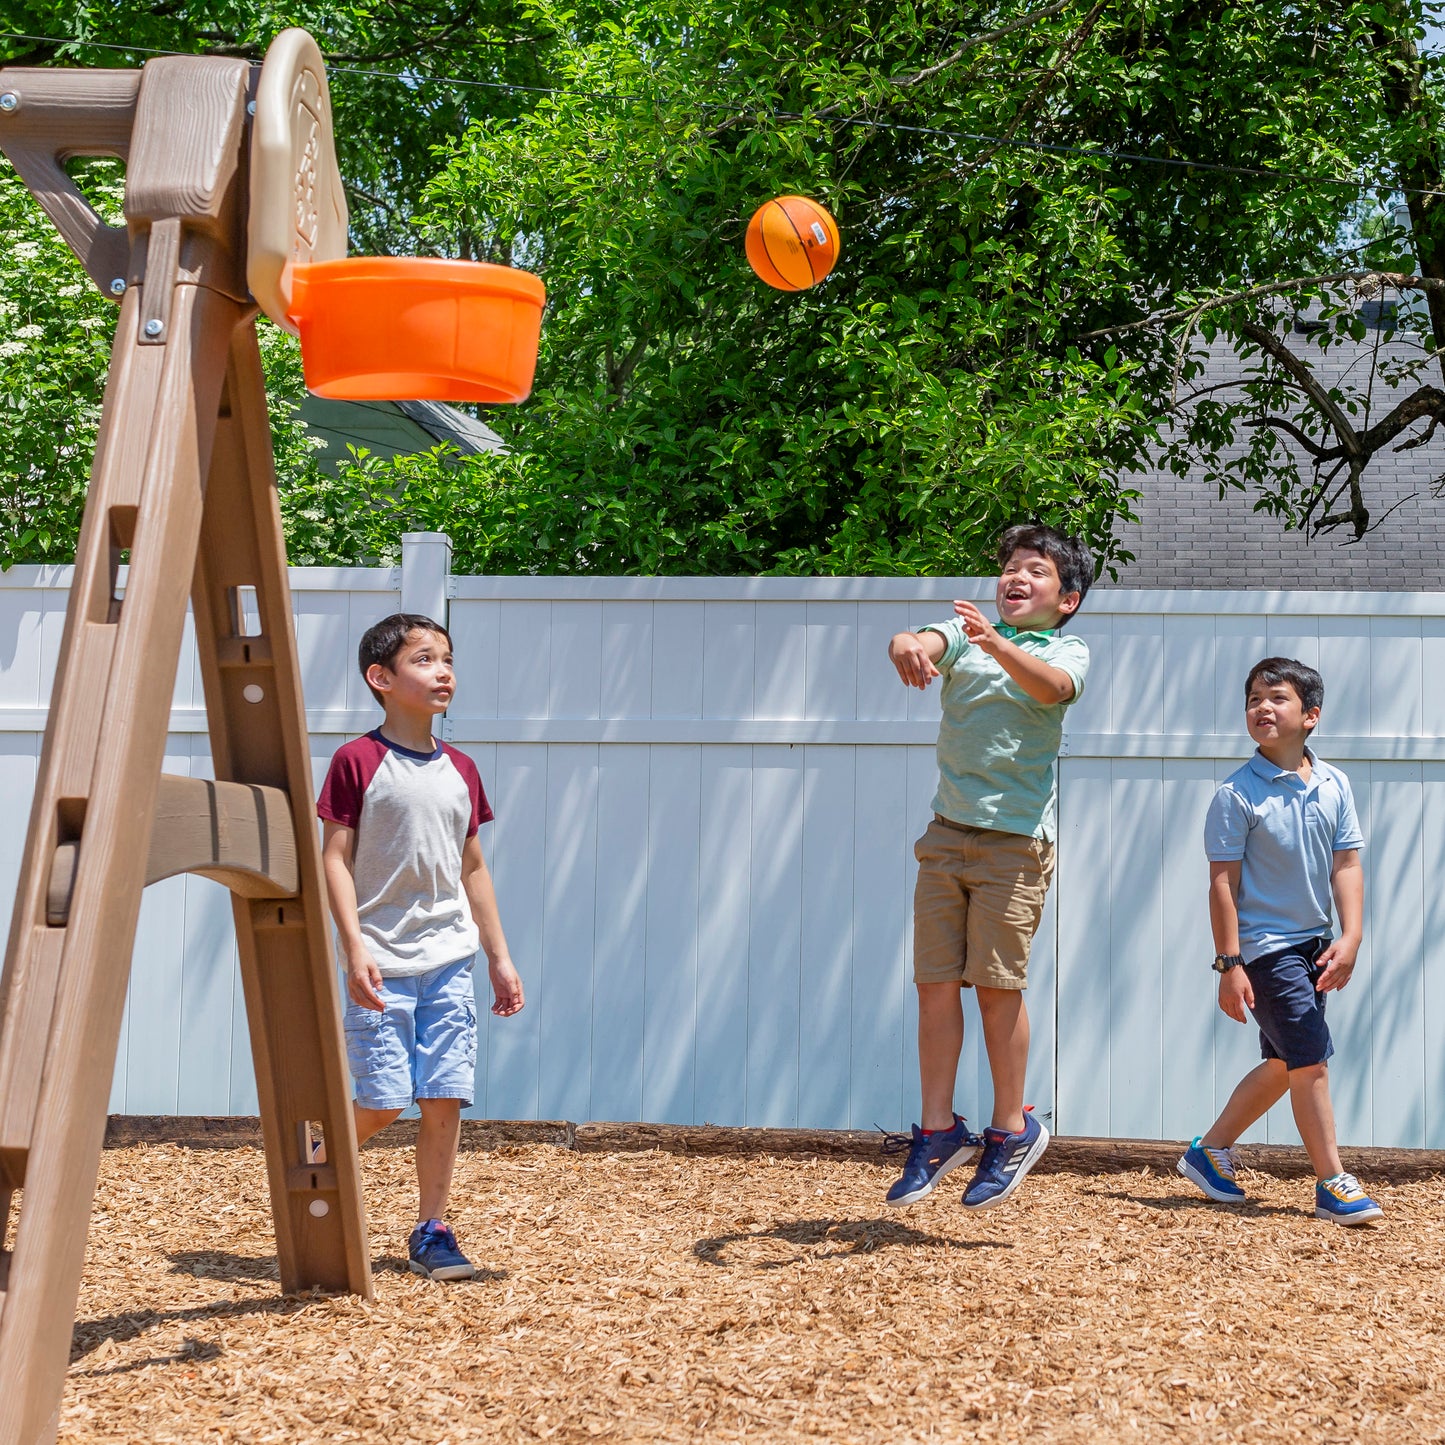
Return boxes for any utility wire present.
[3,27,1443,200]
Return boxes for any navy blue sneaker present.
[1177,1137,1246,1202]
[882,1115,983,1207]
[961,1112,1050,1211]
[407,1220,477,1280]
[1315,1173,1384,1227]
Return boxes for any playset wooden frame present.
[0,33,371,1445]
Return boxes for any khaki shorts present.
[912,816,1055,990]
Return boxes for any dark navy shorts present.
[1244,937,1334,1070]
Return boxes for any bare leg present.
[917,982,965,1131]
[1288,1063,1344,1180]
[416,1097,463,1223]
[975,986,1029,1134]
[310,1103,402,1161]
[353,1103,404,1147]
[1201,1059,1288,1149]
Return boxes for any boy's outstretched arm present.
[953,602,1076,703]
[321,820,386,1011]
[888,628,947,689]
[461,834,524,1016]
[1316,849,1364,993]
[1208,859,1254,1022]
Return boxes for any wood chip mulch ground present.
[35,1122,1445,1442]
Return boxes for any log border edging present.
[103,1115,1445,1183]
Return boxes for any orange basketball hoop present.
[286,257,547,402]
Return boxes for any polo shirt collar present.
[1247,745,1317,784]
[997,623,1059,641]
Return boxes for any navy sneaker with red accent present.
[882,1114,983,1207]
[961,1111,1050,1211]
[407,1220,477,1280]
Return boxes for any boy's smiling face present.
[995,547,1080,631]
[1246,676,1318,752]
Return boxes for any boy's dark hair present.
[358,613,452,706]
[1245,656,1324,712]
[996,524,1095,625]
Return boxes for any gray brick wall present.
[1104,331,1445,589]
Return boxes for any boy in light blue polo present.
[1178,657,1382,1226]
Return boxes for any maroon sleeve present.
[444,744,494,836]
[317,735,386,828]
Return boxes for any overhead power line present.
[3,27,1443,200]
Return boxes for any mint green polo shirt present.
[918,618,1090,843]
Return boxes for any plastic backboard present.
[246,28,348,335]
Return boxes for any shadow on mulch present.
[171,1246,510,1285]
[73,1335,223,1378]
[694,1215,1012,1268]
[70,1293,316,1364]
[167,1249,279,1282]
[1085,1186,1301,1219]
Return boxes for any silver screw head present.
[0,93,18,112]
[109,278,127,297]
[143,318,164,338]
[246,99,256,115]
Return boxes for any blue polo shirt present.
[1203,748,1364,962]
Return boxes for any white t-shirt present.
[318,730,492,977]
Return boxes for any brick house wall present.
[1105,329,1445,589]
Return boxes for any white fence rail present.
[2,559,1441,1147]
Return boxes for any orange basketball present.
[745,195,841,291]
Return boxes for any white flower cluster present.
[13,324,44,340]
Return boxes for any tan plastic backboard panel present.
[247,28,348,334]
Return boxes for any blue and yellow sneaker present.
[961,1111,1050,1211]
[1177,1137,1246,1202]
[882,1114,983,1207]
[408,1219,478,1280]
[1315,1173,1384,1227]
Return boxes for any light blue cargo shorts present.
[342,956,477,1110]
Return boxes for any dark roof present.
[1104,326,1445,589]
[296,396,505,476]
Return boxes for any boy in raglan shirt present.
[318,613,523,1280]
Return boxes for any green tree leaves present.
[5,0,1445,572]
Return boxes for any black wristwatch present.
[1212,953,1245,974]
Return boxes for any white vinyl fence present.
[1,553,1442,1147]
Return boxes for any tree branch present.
[1395,413,1442,451]
[711,0,1078,139]
[1242,415,1333,459]
[872,0,1076,97]
[953,0,1108,178]
[1076,270,1445,344]
[1355,384,1445,455]
[1235,319,1362,456]
[606,331,651,401]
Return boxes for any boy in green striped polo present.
[884,525,1092,1211]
